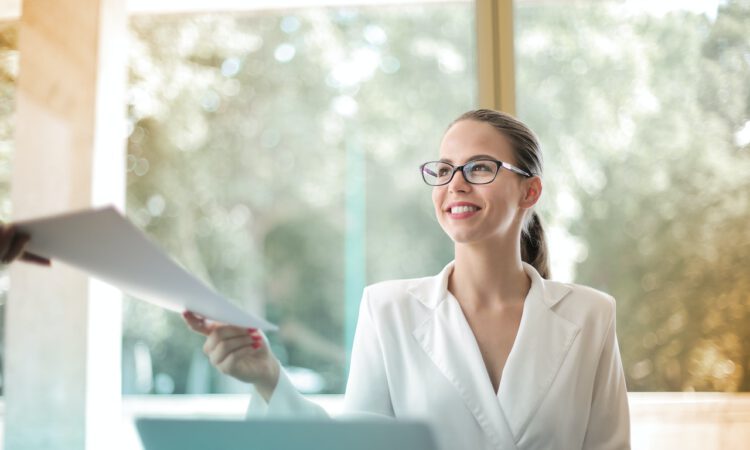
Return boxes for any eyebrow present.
[439,154,497,164]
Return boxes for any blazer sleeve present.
[582,299,631,449]
[246,367,329,419]
[245,330,328,418]
[246,287,393,419]
[341,287,395,417]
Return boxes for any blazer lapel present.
[497,263,581,440]
[410,262,517,449]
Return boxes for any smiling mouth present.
[448,205,480,214]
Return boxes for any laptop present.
[135,417,437,450]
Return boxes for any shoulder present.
[547,279,617,329]
[545,280,619,357]
[358,275,436,325]
[362,276,429,307]
[365,277,425,295]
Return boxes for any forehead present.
[439,119,516,164]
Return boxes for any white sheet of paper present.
[16,206,277,331]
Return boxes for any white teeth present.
[450,206,479,214]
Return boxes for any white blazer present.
[247,261,631,450]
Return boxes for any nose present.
[447,166,471,193]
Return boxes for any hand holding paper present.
[0,223,51,265]
[16,207,277,331]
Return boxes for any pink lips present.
[445,202,482,220]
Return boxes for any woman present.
[183,109,631,449]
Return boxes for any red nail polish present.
[252,342,261,349]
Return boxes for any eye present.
[437,167,452,177]
[470,162,493,172]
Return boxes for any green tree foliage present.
[516,0,750,391]
[125,6,473,393]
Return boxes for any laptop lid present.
[135,417,437,450]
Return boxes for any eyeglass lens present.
[421,160,498,186]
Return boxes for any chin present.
[441,220,512,246]
[444,227,487,245]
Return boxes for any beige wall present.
[5,0,127,449]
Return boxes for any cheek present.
[431,187,441,211]
[432,188,447,221]
[475,185,516,222]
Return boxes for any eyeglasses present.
[419,158,532,186]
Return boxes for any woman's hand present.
[0,223,51,265]
[182,311,280,401]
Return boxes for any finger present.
[0,225,16,260]
[3,234,30,264]
[183,311,224,336]
[216,344,264,375]
[203,325,255,355]
[182,311,213,336]
[209,335,257,367]
[20,252,52,266]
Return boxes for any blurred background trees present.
[0,0,748,395]
[123,5,474,394]
[516,0,750,392]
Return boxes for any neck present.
[449,235,531,310]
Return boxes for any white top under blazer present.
[247,261,631,450]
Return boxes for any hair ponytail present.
[521,211,550,279]
[451,109,551,279]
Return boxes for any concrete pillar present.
[5,0,127,448]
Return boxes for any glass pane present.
[0,21,19,397]
[516,0,750,392]
[125,3,476,395]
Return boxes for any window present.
[124,3,477,395]
[515,0,750,392]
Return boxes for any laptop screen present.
[136,417,437,450]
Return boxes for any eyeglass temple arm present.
[500,161,532,177]
[421,166,438,177]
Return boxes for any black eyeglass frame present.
[419,158,533,186]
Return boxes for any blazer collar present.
[406,260,572,310]
[405,260,453,310]
[409,260,580,444]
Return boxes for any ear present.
[519,176,542,209]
